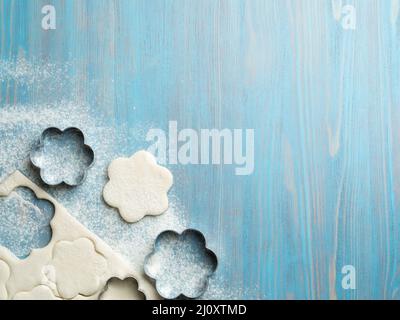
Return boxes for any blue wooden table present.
[1,0,400,300]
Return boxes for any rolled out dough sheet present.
[0,171,159,300]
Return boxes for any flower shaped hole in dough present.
[0,187,54,259]
[51,238,107,299]
[0,260,10,300]
[30,127,94,186]
[13,285,60,300]
[144,229,218,299]
[103,150,173,223]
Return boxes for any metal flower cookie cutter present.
[98,276,146,300]
[144,229,218,299]
[30,127,94,187]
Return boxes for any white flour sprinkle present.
[0,58,235,299]
[0,56,69,86]
[0,101,187,270]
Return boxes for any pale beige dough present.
[52,238,107,299]
[0,171,160,300]
[103,150,173,223]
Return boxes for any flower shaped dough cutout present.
[13,285,61,300]
[0,187,55,259]
[51,238,107,299]
[30,127,94,186]
[103,150,173,223]
[144,229,218,299]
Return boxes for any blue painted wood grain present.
[1,0,400,299]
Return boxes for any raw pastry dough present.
[103,150,173,223]
[52,238,107,299]
[0,171,160,300]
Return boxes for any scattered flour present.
[0,58,239,299]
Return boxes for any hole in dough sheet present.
[100,277,146,300]
[0,187,54,259]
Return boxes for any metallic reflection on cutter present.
[144,229,218,300]
[30,127,94,187]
